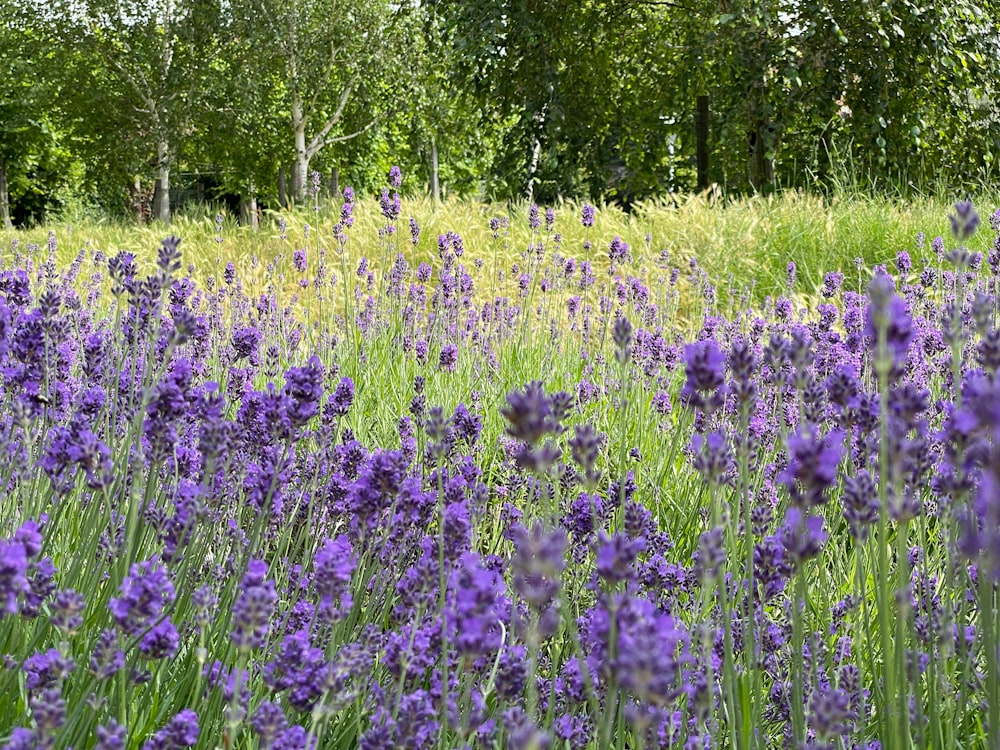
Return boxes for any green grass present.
[7,191,998,308]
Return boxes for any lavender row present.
[0,183,999,749]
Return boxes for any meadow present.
[1,177,1000,749]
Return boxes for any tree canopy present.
[3,0,998,223]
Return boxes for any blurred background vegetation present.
[1,0,998,226]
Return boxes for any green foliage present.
[42,0,223,220]
[0,11,77,225]
[5,0,1000,219]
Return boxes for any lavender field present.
[1,179,1000,749]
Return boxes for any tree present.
[0,7,77,228]
[49,0,220,223]
[443,0,693,203]
[228,0,403,205]
[674,0,1000,191]
[390,2,508,202]
[0,14,38,229]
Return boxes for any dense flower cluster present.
[0,189,998,749]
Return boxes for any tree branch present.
[305,76,359,158]
[323,118,377,144]
[86,26,157,116]
[624,0,709,16]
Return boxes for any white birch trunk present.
[154,139,171,224]
[292,96,308,204]
[0,156,12,230]
[430,137,440,203]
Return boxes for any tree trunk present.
[748,121,774,192]
[526,136,542,204]
[278,166,288,209]
[430,137,440,203]
[291,96,308,204]
[0,156,13,230]
[134,175,144,224]
[815,130,831,185]
[240,195,259,229]
[152,139,171,224]
[747,78,775,193]
[696,95,710,192]
[330,167,339,198]
[248,195,259,229]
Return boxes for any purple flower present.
[96,720,126,750]
[0,539,29,615]
[139,619,180,660]
[284,356,325,427]
[608,236,629,266]
[395,689,438,748]
[380,189,401,222]
[510,521,566,609]
[313,536,356,622]
[681,339,727,415]
[821,271,844,298]
[950,200,980,240]
[612,314,633,364]
[274,726,316,750]
[581,204,595,228]
[232,559,277,651]
[452,403,482,446]
[438,343,458,372]
[109,559,175,636]
[779,428,844,508]
[690,431,732,486]
[232,326,261,360]
[142,709,199,750]
[596,532,644,585]
[340,188,355,228]
[13,520,42,559]
[529,204,541,231]
[448,552,508,657]
[90,629,125,679]
[692,526,726,582]
[502,381,559,446]
[960,466,1000,582]
[31,687,65,737]
[842,471,879,542]
[2,728,36,750]
[864,276,912,371]
[328,376,355,417]
[615,601,690,706]
[388,165,402,189]
[24,648,74,692]
[263,629,328,711]
[777,507,827,567]
[504,706,551,750]
[107,252,136,296]
[251,702,288,748]
[808,684,854,740]
[293,249,307,273]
